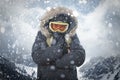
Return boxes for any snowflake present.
[44,0,50,4]
[108,23,112,28]
[73,11,79,17]
[112,11,116,15]
[57,49,61,53]
[70,60,75,64]
[79,0,87,4]
[50,65,55,70]
[116,42,119,47]
[46,7,51,11]
[0,27,5,33]
[47,58,50,61]
[60,74,65,78]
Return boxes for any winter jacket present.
[32,7,85,80]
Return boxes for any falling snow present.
[0,27,5,33]
[0,0,120,80]
[70,60,75,64]
[79,0,87,4]
[60,74,65,78]
[108,23,112,28]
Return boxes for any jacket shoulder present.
[36,31,46,41]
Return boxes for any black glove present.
[53,32,68,54]
[52,32,65,47]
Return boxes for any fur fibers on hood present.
[40,7,78,47]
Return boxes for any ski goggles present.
[49,22,69,33]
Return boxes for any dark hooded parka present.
[32,7,85,80]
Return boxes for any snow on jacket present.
[32,7,85,80]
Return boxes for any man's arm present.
[55,34,85,69]
[32,31,64,65]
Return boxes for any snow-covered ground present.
[15,64,37,78]
[79,56,120,80]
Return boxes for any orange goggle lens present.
[49,22,69,33]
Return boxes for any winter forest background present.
[0,0,120,80]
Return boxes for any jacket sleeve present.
[32,31,63,65]
[55,34,85,69]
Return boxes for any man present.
[32,7,85,80]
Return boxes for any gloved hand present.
[52,32,65,47]
[53,32,68,54]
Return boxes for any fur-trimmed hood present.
[40,7,78,47]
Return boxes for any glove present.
[54,33,68,54]
[52,32,65,47]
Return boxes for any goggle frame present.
[49,22,69,33]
